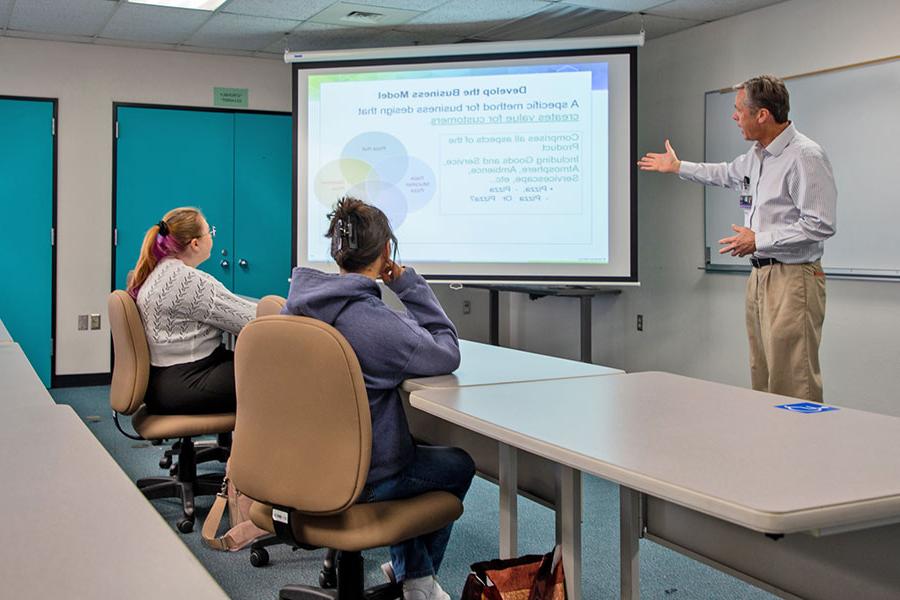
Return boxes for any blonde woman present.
[127,207,256,415]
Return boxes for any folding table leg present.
[558,465,582,600]
[620,486,641,600]
[498,442,518,559]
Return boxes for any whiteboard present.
[704,57,900,278]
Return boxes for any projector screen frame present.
[290,42,639,286]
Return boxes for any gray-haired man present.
[638,75,837,401]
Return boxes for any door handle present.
[220,259,230,269]
[238,259,248,268]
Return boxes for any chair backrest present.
[230,315,372,516]
[255,295,286,318]
[107,290,150,416]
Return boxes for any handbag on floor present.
[461,545,566,600]
[201,460,268,551]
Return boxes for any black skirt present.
[145,345,236,415]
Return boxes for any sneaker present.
[402,576,450,600]
[381,561,396,584]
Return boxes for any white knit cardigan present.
[136,258,257,367]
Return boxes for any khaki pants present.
[745,261,826,401]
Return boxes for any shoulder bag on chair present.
[202,460,268,551]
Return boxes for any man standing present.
[638,75,837,401]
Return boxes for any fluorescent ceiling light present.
[128,0,227,10]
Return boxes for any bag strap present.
[202,479,269,552]
[202,485,236,551]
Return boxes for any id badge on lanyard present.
[739,176,752,210]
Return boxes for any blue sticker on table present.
[775,402,838,414]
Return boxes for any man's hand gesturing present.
[638,139,681,174]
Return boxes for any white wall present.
[0,37,291,375]
[4,0,899,410]
[512,0,900,416]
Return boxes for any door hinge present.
[704,246,711,264]
[115,121,119,139]
[114,228,118,246]
[51,227,55,246]
[50,338,54,357]
[51,117,56,136]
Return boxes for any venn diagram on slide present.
[314,132,436,228]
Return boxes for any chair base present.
[159,433,231,470]
[137,436,225,533]
[278,552,401,600]
[138,473,223,531]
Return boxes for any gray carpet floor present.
[50,385,775,600]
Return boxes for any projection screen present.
[291,37,639,284]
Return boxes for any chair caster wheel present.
[159,455,172,469]
[250,548,269,567]
[177,518,194,533]
[319,567,337,589]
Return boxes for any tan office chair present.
[231,315,463,600]
[256,294,286,317]
[108,290,235,533]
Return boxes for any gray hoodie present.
[282,266,460,482]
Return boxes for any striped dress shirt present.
[679,123,837,264]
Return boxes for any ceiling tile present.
[222,0,335,21]
[9,0,118,37]
[100,3,210,44]
[557,0,669,10]
[286,22,473,54]
[562,12,699,40]
[476,3,626,42]
[310,2,422,28]
[92,37,179,52]
[3,28,97,44]
[341,0,448,10]
[263,24,465,55]
[0,0,776,56]
[266,21,386,53]
[375,27,462,47]
[186,12,301,50]
[178,43,256,57]
[400,0,549,36]
[393,20,501,40]
[647,0,787,22]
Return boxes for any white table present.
[402,339,622,392]
[403,340,623,600]
[0,342,53,407]
[410,371,900,599]
[0,405,230,600]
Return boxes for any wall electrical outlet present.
[77,315,89,331]
[462,300,471,315]
[89,314,101,330]
[637,314,644,331]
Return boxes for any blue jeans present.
[363,445,475,581]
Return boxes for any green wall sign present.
[214,87,248,108]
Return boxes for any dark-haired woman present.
[283,197,474,600]
[128,206,256,415]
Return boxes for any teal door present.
[0,98,55,386]
[115,107,235,291]
[234,113,292,298]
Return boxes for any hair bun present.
[337,196,364,217]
